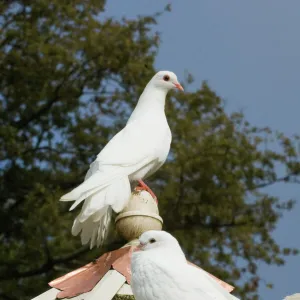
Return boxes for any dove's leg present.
[135,180,158,203]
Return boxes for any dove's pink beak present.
[134,243,145,252]
[174,82,184,91]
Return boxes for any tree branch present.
[13,90,61,129]
[247,173,298,191]
[22,146,78,156]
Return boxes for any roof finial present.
[115,191,163,244]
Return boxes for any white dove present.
[60,71,183,248]
[131,230,240,300]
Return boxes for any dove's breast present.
[131,254,178,300]
[129,120,171,181]
[131,252,199,300]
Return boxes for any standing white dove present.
[60,71,184,249]
[131,230,240,300]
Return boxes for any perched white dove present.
[60,71,183,248]
[131,230,240,300]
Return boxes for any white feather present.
[72,206,113,249]
[60,169,122,203]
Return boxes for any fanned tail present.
[68,176,131,248]
[72,206,113,249]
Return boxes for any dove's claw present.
[135,180,158,203]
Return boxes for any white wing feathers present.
[60,120,158,207]
[186,265,239,300]
[61,169,123,206]
[96,119,159,166]
[154,263,239,300]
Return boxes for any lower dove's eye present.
[149,238,156,244]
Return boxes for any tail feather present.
[97,207,112,248]
[75,176,130,222]
[70,176,131,248]
[71,217,81,236]
[72,206,113,249]
[78,188,107,222]
[68,185,104,211]
[80,218,95,245]
[60,170,121,203]
[90,226,98,249]
[60,172,103,201]
[105,177,131,212]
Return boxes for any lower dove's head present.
[148,71,184,92]
[137,230,181,252]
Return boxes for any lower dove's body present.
[131,231,239,300]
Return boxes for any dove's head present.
[137,230,181,252]
[149,71,184,92]
[133,230,187,264]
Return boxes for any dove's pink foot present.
[135,180,158,203]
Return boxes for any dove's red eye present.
[163,75,170,82]
[149,238,156,244]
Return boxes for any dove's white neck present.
[127,85,168,124]
[132,242,187,267]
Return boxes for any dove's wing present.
[96,116,169,167]
[61,117,169,204]
[186,265,240,300]
[154,263,238,300]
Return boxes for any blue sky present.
[106,1,300,299]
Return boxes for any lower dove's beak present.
[174,82,184,91]
[135,243,144,252]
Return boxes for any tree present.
[0,1,299,300]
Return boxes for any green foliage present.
[0,1,299,300]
